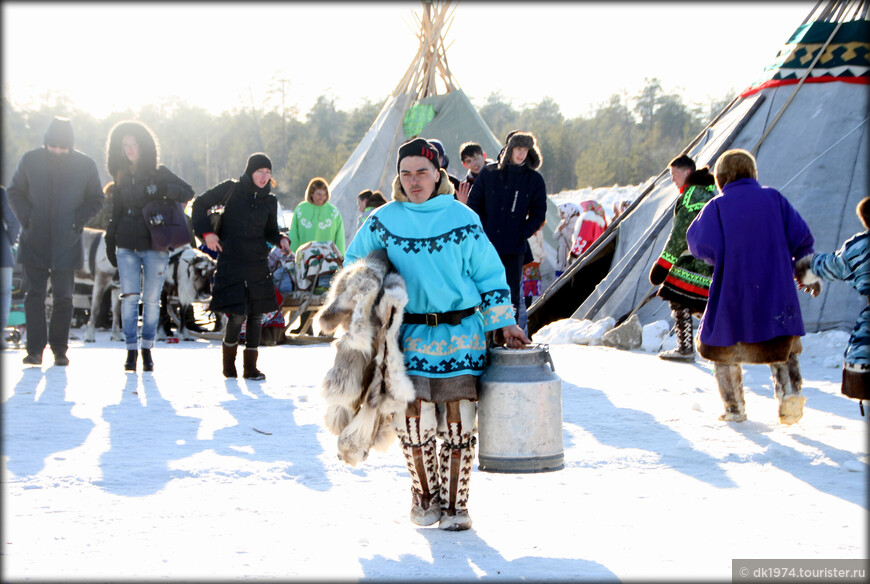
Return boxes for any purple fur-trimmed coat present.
[687,178,814,347]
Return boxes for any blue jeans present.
[117,248,169,350]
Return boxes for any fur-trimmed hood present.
[390,168,455,202]
[497,131,542,171]
[106,120,159,178]
[687,167,715,188]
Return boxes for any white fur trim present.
[794,254,821,286]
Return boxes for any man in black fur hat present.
[467,130,548,322]
[7,116,103,366]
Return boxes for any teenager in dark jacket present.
[466,131,548,320]
[7,117,104,366]
[456,141,494,204]
[192,153,291,380]
[104,120,194,372]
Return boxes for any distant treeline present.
[1,77,733,230]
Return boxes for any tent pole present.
[529,91,744,319]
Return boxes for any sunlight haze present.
[2,2,815,120]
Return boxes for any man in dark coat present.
[7,117,104,366]
[467,130,548,321]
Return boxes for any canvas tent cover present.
[568,12,869,334]
[329,89,502,240]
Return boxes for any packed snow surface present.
[2,320,866,581]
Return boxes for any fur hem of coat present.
[315,249,415,466]
[698,336,802,364]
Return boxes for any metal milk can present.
[477,343,564,472]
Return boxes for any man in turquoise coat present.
[345,138,529,531]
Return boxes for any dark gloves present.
[106,244,117,268]
[649,262,668,285]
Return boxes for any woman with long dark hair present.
[105,121,194,372]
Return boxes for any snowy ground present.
[2,321,867,582]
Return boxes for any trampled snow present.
[2,318,866,582]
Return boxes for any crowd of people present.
[1,115,865,534]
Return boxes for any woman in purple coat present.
[687,149,815,425]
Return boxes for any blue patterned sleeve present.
[811,232,870,295]
[345,218,380,265]
[464,221,516,331]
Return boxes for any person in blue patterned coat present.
[345,137,530,531]
[799,196,870,410]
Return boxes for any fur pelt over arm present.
[315,249,416,466]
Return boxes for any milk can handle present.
[530,342,556,372]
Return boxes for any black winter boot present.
[242,348,266,380]
[124,350,137,372]
[222,343,238,378]
[141,349,154,372]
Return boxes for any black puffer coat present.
[106,165,194,252]
[191,174,285,315]
[466,162,548,256]
[7,148,104,270]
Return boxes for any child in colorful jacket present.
[799,196,869,411]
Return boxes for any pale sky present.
[2,2,816,120]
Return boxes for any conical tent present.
[528,0,869,335]
[328,1,502,243]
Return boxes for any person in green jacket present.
[648,154,716,362]
[288,177,346,255]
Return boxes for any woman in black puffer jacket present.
[105,121,194,373]
[191,153,291,380]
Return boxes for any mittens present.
[649,262,668,285]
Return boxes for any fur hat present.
[498,130,542,171]
[396,137,439,173]
[244,152,272,177]
[714,149,757,190]
[44,117,74,149]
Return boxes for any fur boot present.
[659,306,695,362]
[222,342,238,378]
[772,353,806,425]
[438,400,477,531]
[714,363,746,422]
[242,348,265,381]
[396,400,441,526]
